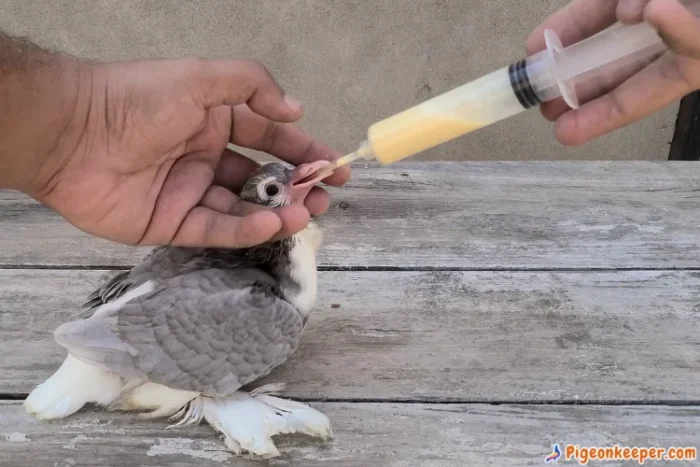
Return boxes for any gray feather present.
[81,246,179,312]
[82,270,132,311]
[58,266,304,397]
[54,316,143,378]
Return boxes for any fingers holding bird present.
[135,153,320,249]
[145,91,348,249]
[229,105,351,187]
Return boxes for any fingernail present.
[284,95,302,113]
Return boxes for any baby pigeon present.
[24,160,336,458]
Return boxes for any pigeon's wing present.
[81,247,250,312]
[56,268,305,397]
[82,270,133,311]
[81,246,172,312]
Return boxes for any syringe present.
[324,1,700,172]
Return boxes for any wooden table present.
[1,162,699,466]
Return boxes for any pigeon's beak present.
[288,161,334,204]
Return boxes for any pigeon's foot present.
[191,384,333,458]
[112,382,199,420]
[25,355,121,420]
[166,397,204,428]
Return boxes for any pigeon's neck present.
[248,224,321,319]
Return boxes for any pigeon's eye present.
[265,183,280,197]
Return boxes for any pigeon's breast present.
[277,227,320,319]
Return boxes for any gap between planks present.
[3,265,700,272]
[2,393,700,406]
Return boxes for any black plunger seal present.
[508,59,541,110]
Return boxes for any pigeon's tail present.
[24,354,122,420]
[168,384,333,458]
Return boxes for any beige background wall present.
[0,0,678,161]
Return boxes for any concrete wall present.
[0,0,677,161]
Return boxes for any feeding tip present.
[306,148,371,179]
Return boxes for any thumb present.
[185,58,303,122]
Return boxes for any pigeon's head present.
[240,161,333,208]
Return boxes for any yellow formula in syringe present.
[368,112,482,164]
[322,7,700,171]
[363,66,520,164]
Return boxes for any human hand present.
[17,55,350,249]
[526,0,700,145]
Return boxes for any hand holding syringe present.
[316,0,700,178]
[528,0,700,145]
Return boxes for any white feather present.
[283,223,322,318]
[24,354,122,420]
[181,388,332,458]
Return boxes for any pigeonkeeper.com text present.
[563,444,696,464]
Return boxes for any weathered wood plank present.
[2,162,700,269]
[3,269,699,401]
[1,401,698,466]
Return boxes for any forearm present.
[0,31,91,194]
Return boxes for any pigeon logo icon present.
[545,444,561,463]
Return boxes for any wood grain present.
[3,269,700,402]
[1,401,698,467]
[3,162,700,269]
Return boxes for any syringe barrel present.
[365,65,528,165]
